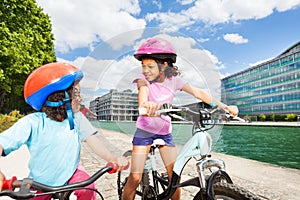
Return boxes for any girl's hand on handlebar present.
[140,101,161,116]
[224,105,239,117]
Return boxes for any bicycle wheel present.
[193,182,261,200]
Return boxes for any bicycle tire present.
[193,182,261,200]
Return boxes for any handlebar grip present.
[106,162,119,174]
[2,176,17,190]
[138,107,147,115]
[106,161,130,174]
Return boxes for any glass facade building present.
[90,89,138,121]
[221,42,300,116]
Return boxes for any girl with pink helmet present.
[122,38,239,200]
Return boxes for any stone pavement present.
[80,129,300,200]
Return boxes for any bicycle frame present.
[118,104,260,200]
[139,106,234,200]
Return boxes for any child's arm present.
[85,135,128,170]
[137,79,160,116]
[182,83,239,116]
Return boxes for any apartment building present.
[90,89,138,121]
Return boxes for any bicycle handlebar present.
[156,103,246,123]
[0,162,126,199]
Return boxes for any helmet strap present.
[44,91,74,130]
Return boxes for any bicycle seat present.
[152,139,166,147]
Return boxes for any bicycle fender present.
[206,170,233,200]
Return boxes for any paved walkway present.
[1,128,299,199]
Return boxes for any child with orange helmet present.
[0,62,128,200]
[122,38,239,200]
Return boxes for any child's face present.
[141,58,160,82]
[71,83,82,113]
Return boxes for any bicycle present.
[0,162,121,200]
[117,103,261,200]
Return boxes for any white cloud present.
[146,12,194,33]
[197,38,210,43]
[250,57,274,67]
[36,0,146,53]
[36,0,300,54]
[152,0,163,10]
[63,34,223,104]
[219,72,231,79]
[177,0,196,6]
[223,33,248,44]
[149,0,300,29]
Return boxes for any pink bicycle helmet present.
[134,38,177,63]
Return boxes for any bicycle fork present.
[196,157,233,199]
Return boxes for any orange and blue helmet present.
[24,62,83,129]
[24,62,83,111]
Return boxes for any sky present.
[35,0,300,105]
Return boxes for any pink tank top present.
[134,74,186,135]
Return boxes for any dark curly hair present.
[41,82,77,122]
[157,60,181,78]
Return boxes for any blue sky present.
[36,0,300,104]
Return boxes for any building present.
[90,89,138,121]
[221,42,300,116]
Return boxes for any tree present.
[0,0,56,113]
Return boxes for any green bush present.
[0,110,23,133]
[258,114,266,121]
[285,114,297,122]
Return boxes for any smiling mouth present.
[144,75,151,79]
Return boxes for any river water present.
[92,121,300,170]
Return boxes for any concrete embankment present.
[1,128,299,200]
[222,121,300,127]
